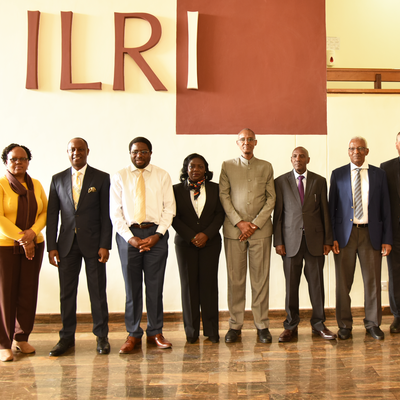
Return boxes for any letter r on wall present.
[113,13,167,91]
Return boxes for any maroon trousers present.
[0,242,44,349]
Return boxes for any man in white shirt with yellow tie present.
[110,137,176,352]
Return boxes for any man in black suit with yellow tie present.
[380,132,400,333]
[46,138,112,356]
[273,147,336,342]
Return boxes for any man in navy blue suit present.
[329,137,392,340]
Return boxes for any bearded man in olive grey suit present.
[273,147,336,342]
[219,128,276,344]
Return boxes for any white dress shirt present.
[110,163,176,242]
[189,181,206,217]
[71,164,87,185]
[350,161,369,224]
[293,169,308,194]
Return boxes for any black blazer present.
[46,165,112,258]
[380,157,400,238]
[172,181,225,247]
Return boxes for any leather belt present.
[354,223,368,228]
[131,222,156,229]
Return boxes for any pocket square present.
[88,187,97,193]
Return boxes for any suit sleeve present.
[320,178,333,246]
[219,162,242,227]
[202,185,225,240]
[99,174,112,250]
[328,170,338,243]
[381,171,393,245]
[46,177,60,252]
[252,164,276,230]
[272,178,284,247]
[172,186,197,244]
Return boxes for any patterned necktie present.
[72,171,82,210]
[298,175,305,205]
[134,170,146,224]
[354,168,363,219]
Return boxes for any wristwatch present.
[155,232,164,239]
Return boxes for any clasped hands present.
[18,228,36,260]
[237,221,258,242]
[129,234,160,252]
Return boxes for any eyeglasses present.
[8,157,29,163]
[237,137,255,143]
[131,150,150,155]
[348,147,366,153]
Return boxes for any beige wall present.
[0,0,399,315]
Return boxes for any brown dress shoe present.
[312,327,337,340]
[119,336,142,353]
[279,328,298,342]
[147,333,172,349]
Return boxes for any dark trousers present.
[388,229,400,318]
[282,236,326,331]
[58,236,109,340]
[175,241,221,339]
[334,226,382,329]
[0,242,44,349]
[116,225,169,338]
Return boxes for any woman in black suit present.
[173,154,225,343]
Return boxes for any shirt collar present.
[71,164,88,176]
[240,155,255,165]
[293,169,307,180]
[130,163,152,173]
[350,161,369,171]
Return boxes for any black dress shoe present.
[338,328,352,340]
[390,317,400,333]
[97,337,110,354]
[186,337,198,344]
[279,327,298,342]
[208,335,220,343]
[258,328,272,343]
[312,327,337,340]
[225,329,241,343]
[366,326,384,340]
[49,339,75,356]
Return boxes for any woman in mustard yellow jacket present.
[0,144,47,362]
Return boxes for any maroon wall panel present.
[176,0,327,135]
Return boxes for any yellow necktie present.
[134,170,146,224]
[72,171,82,210]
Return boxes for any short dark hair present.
[2,143,32,165]
[129,137,152,152]
[68,137,89,149]
[179,153,213,182]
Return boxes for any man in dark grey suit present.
[380,132,400,333]
[47,138,112,356]
[274,147,336,342]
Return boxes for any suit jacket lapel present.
[368,166,375,204]
[63,168,75,210]
[304,171,315,202]
[287,172,302,206]
[344,164,353,204]
[77,165,93,209]
[396,160,400,200]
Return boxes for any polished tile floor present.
[2,315,400,399]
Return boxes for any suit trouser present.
[175,241,221,339]
[116,226,169,338]
[388,227,400,318]
[334,226,382,329]
[58,236,109,340]
[0,242,44,349]
[283,236,326,331]
[224,236,271,330]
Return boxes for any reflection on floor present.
[1,315,400,399]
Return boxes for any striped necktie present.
[354,168,363,220]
